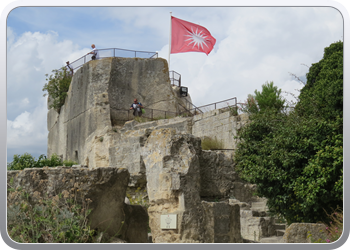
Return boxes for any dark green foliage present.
[42,67,72,112]
[254,81,285,113]
[240,82,285,114]
[235,111,342,223]
[297,41,343,120]
[234,41,343,224]
[7,153,77,170]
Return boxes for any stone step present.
[276,229,286,237]
[260,236,284,243]
[274,223,286,230]
[251,201,267,212]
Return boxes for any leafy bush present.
[234,111,342,223]
[239,82,285,114]
[63,160,78,167]
[296,41,343,121]
[42,67,72,112]
[234,41,343,224]
[7,153,77,170]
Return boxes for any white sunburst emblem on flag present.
[184,27,209,50]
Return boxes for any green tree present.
[296,41,343,120]
[234,41,343,224]
[254,81,285,113]
[240,81,285,114]
[235,112,342,223]
[42,67,72,112]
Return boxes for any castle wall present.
[47,57,180,166]
[192,110,249,150]
[108,57,179,125]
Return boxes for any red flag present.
[171,16,216,55]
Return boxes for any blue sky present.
[6,5,344,163]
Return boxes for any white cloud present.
[7,29,89,118]
[7,97,47,150]
[7,29,89,160]
[158,7,342,109]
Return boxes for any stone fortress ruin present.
[8,56,327,243]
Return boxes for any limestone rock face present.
[109,128,152,189]
[108,57,178,117]
[122,204,149,243]
[199,150,238,199]
[202,201,242,243]
[141,128,243,243]
[141,128,204,243]
[48,57,180,167]
[7,166,147,242]
[283,223,328,243]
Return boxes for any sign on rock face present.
[160,214,177,229]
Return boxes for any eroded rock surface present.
[141,128,243,243]
[7,166,148,242]
[283,223,328,243]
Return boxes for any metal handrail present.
[189,97,237,114]
[108,97,238,125]
[67,48,158,72]
[169,70,181,87]
[110,107,180,124]
[182,98,203,114]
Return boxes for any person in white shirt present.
[87,44,99,60]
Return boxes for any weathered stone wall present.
[141,128,243,243]
[108,128,152,188]
[7,166,148,242]
[108,57,179,124]
[192,110,249,150]
[202,201,242,243]
[283,223,328,243]
[48,57,182,167]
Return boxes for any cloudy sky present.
[6,5,344,163]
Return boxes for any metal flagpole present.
[168,12,172,70]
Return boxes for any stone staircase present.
[260,222,287,243]
[248,198,287,243]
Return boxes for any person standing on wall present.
[87,44,99,60]
[130,98,144,117]
[66,61,74,75]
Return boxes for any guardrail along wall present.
[68,48,158,72]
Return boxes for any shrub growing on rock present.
[43,67,72,113]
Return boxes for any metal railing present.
[188,97,237,115]
[109,97,238,125]
[110,107,180,125]
[67,48,158,72]
[169,71,181,86]
[182,98,203,114]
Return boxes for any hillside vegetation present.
[234,41,343,224]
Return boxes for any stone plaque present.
[160,214,177,229]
